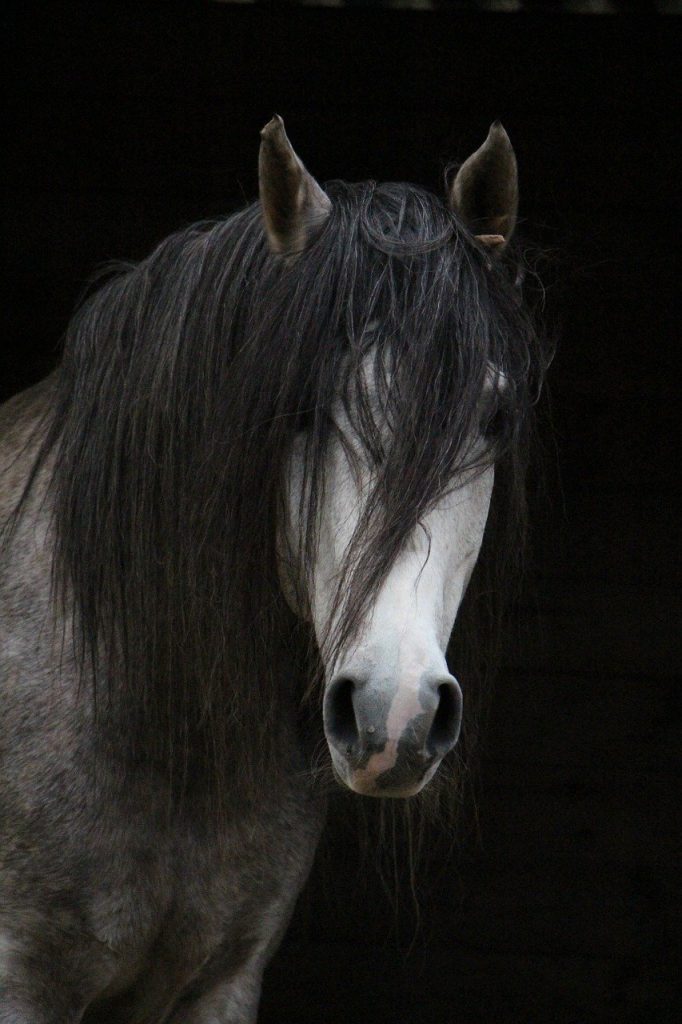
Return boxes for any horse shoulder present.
[0,373,57,522]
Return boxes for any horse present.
[0,116,545,1023]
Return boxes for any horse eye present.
[480,407,507,441]
[296,407,315,433]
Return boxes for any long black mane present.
[19,179,546,806]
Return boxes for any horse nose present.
[323,674,362,755]
[323,670,463,782]
[423,675,463,757]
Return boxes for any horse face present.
[264,117,519,796]
[281,369,494,799]
[316,453,493,799]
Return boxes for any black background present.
[2,4,680,1022]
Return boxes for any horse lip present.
[351,777,428,799]
[329,744,441,798]
[345,766,435,798]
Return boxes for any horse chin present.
[330,749,441,799]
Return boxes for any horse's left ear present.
[259,115,331,256]
[448,122,518,252]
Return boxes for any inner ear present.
[259,116,331,257]
[448,122,518,252]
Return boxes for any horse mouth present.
[330,747,441,799]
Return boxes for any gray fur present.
[0,382,325,1022]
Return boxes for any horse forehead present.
[333,345,505,421]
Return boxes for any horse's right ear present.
[448,122,518,252]
[259,116,331,256]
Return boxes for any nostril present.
[324,675,360,752]
[427,679,463,756]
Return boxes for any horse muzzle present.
[323,667,463,797]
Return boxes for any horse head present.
[261,117,519,797]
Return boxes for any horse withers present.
[0,118,543,1023]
